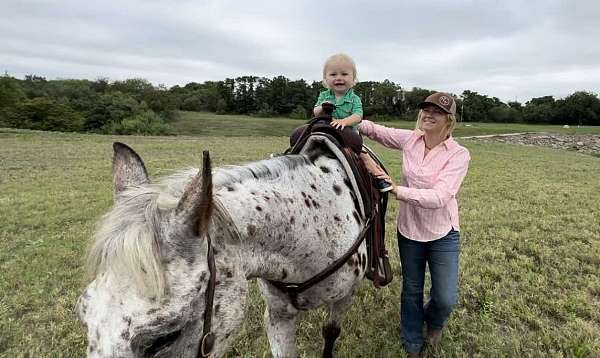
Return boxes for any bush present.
[489,105,522,123]
[181,95,203,111]
[255,103,275,117]
[104,111,174,135]
[290,105,308,119]
[215,98,228,114]
[9,97,84,132]
[84,92,146,131]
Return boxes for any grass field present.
[1,115,599,357]
[172,111,600,137]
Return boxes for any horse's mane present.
[86,154,313,299]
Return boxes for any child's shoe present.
[376,178,393,192]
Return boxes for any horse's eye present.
[143,330,182,356]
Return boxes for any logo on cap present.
[439,96,451,106]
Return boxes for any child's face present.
[324,60,355,95]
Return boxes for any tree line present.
[1,74,599,135]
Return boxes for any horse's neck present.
[213,156,358,282]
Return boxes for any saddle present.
[284,117,393,289]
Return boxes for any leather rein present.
[198,233,216,357]
[197,174,375,356]
[268,214,374,310]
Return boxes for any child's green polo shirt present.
[315,89,363,127]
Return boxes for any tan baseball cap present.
[418,92,456,115]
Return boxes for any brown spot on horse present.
[333,184,342,195]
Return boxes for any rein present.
[196,156,376,354]
[268,214,374,310]
[198,197,240,357]
[198,233,216,357]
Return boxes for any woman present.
[359,92,470,356]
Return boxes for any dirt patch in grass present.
[465,133,600,156]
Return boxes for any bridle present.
[198,233,216,357]
[197,212,374,356]
[197,197,239,357]
[195,155,379,355]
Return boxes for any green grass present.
[172,111,600,138]
[1,125,599,357]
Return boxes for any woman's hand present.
[376,173,398,195]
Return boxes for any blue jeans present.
[398,230,460,353]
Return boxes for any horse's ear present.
[112,142,149,198]
[176,151,213,236]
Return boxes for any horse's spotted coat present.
[77,144,368,357]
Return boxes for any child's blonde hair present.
[322,53,358,88]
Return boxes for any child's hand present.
[331,119,347,130]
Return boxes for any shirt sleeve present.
[358,120,413,150]
[395,148,471,209]
[314,91,327,107]
[352,95,363,117]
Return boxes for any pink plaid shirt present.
[360,120,471,242]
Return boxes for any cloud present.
[1,0,598,102]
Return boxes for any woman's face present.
[420,105,449,135]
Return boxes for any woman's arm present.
[359,120,413,150]
[394,149,470,209]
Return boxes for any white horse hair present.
[77,141,368,357]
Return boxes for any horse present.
[77,140,370,357]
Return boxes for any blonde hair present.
[415,110,457,140]
[322,53,358,88]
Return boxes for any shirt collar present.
[416,130,457,150]
[328,88,354,102]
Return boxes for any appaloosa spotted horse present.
[77,141,369,357]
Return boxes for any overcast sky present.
[2,0,598,102]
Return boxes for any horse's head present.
[77,143,246,357]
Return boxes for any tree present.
[522,103,554,124]
[555,91,600,126]
[11,97,83,132]
[404,88,435,118]
[84,92,145,131]
[0,75,26,108]
[356,80,403,117]
[143,84,178,114]
[233,76,258,114]
[507,101,522,110]
[489,105,521,123]
[461,90,503,122]
[110,78,154,101]
[290,105,308,119]
[91,77,110,93]
[22,74,48,98]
